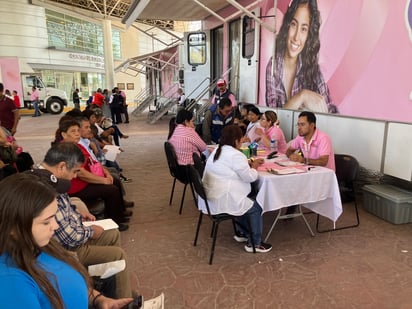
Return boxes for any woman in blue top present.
[0,174,132,308]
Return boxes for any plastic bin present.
[363,184,412,224]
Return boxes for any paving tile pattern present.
[15,113,412,309]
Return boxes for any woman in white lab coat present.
[202,125,272,253]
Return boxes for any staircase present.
[132,88,154,116]
[147,97,177,124]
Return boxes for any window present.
[187,32,207,65]
[211,27,223,81]
[112,30,122,59]
[242,16,255,59]
[45,9,121,58]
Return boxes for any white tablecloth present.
[256,166,342,223]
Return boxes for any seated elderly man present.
[30,143,133,299]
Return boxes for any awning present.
[29,63,105,74]
[123,0,275,33]
[114,44,179,76]
[123,0,231,26]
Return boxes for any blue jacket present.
[209,104,234,144]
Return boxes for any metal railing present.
[132,88,154,116]
[146,84,179,123]
[185,67,234,123]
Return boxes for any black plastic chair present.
[192,152,205,177]
[188,165,255,264]
[316,154,360,232]
[164,141,192,214]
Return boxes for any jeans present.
[235,200,263,246]
[107,124,124,146]
[33,100,40,116]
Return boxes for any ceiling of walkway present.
[41,0,175,29]
[41,0,233,29]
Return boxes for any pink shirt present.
[30,89,39,101]
[169,124,207,165]
[290,128,335,171]
[264,126,288,154]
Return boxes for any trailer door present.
[183,31,211,101]
[238,8,260,104]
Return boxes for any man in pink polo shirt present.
[286,111,335,170]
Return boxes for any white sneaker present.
[244,242,272,253]
[143,292,164,309]
[233,234,248,243]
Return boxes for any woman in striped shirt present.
[168,109,206,165]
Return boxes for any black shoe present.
[123,210,133,217]
[124,121,130,124]
[120,217,130,223]
[124,200,135,208]
[120,175,132,183]
[118,223,129,232]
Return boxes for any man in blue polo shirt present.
[202,98,234,144]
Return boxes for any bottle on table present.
[270,139,277,152]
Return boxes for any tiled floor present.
[16,111,412,309]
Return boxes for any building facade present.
[0,0,183,107]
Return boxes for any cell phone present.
[128,292,143,309]
[267,151,278,159]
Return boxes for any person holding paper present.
[31,142,133,299]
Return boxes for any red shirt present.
[92,92,105,107]
[68,144,90,194]
[13,95,21,109]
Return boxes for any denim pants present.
[107,124,124,146]
[235,200,263,246]
[33,100,40,116]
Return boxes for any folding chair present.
[316,154,360,232]
[164,141,192,214]
[188,165,255,264]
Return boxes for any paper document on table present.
[103,145,121,161]
[277,161,305,167]
[83,219,119,230]
[88,260,125,279]
[267,167,306,175]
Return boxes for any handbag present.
[88,158,105,177]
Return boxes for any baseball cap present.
[216,79,226,86]
[25,169,71,194]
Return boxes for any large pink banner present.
[260,0,412,123]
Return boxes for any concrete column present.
[102,19,115,89]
